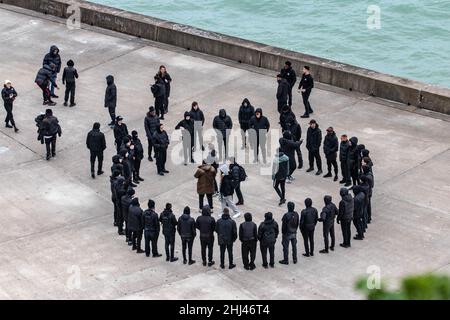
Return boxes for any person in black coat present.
[318,195,338,253]
[157,65,172,114]
[272,150,290,206]
[216,208,237,269]
[284,115,303,169]
[114,176,126,234]
[119,147,136,189]
[128,197,145,253]
[35,64,58,106]
[339,134,351,186]
[279,201,299,265]
[279,130,302,180]
[86,122,106,179]
[323,127,339,181]
[121,188,135,245]
[175,111,195,165]
[144,106,160,162]
[306,119,322,175]
[38,108,62,160]
[190,101,205,151]
[62,60,78,107]
[105,75,117,126]
[258,212,279,268]
[361,165,374,223]
[177,206,197,265]
[238,98,255,149]
[152,75,167,120]
[113,116,128,152]
[131,130,144,183]
[2,80,18,132]
[153,123,170,176]
[42,45,61,97]
[159,203,178,262]
[213,109,233,161]
[298,66,314,118]
[196,205,216,266]
[239,212,258,270]
[337,188,354,248]
[143,199,162,258]
[280,61,297,107]
[110,171,121,226]
[111,154,123,177]
[276,74,290,113]
[347,137,360,186]
[300,198,318,257]
[352,186,365,240]
[279,105,296,131]
[249,108,270,163]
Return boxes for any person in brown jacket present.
[194,160,216,213]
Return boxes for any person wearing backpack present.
[258,212,279,268]
[159,203,178,262]
[38,109,62,160]
[318,195,338,254]
[216,208,237,269]
[300,198,318,257]
[279,202,299,265]
[239,212,258,270]
[151,75,166,120]
[230,157,246,206]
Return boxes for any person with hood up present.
[86,122,106,179]
[284,115,303,169]
[121,188,135,245]
[194,160,216,212]
[111,154,123,176]
[128,197,145,253]
[195,205,216,266]
[62,59,78,107]
[352,186,365,240]
[300,198,318,257]
[238,98,255,149]
[306,119,322,175]
[143,199,162,258]
[339,134,351,186]
[323,126,339,181]
[144,106,160,162]
[298,66,314,118]
[189,101,205,151]
[151,74,166,119]
[219,164,242,219]
[216,207,237,269]
[347,136,360,186]
[157,65,172,114]
[229,157,246,206]
[239,212,258,270]
[337,187,354,248]
[35,63,58,106]
[258,212,279,268]
[272,149,290,206]
[279,130,302,182]
[359,175,371,230]
[159,203,178,262]
[38,108,62,160]
[249,107,270,163]
[361,149,374,172]
[42,45,61,97]
[276,74,290,113]
[113,176,126,235]
[104,75,117,126]
[177,206,197,265]
[153,123,170,176]
[113,116,128,152]
[279,201,299,265]
[131,130,144,183]
[213,109,233,161]
[175,111,195,165]
[119,147,136,188]
[110,171,121,226]
[280,61,297,107]
[2,80,18,132]
[279,105,296,131]
[318,195,338,253]
[361,165,374,223]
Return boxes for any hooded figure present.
[153,123,170,175]
[323,127,339,180]
[131,130,144,183]
[144,106,160,161]
[175,111,195,164]
[86,122,106,178]
[113,116,128,152]
[105,75,117,125]
[249,108,270,163]
[337,188,354,247]
[352,185,365,240]
[159,203,178,262]
[111,154,124,176]
[279,105,296,131]
[216,208,238,269]
[195,205,216,266]
[177,206,197,265]
[213,109,233,161]
[280,201,300,264]
[300,198,318,257]
[35,64,58,105]
[113,176,126,234]
[128,197,144,253]
[38,108,62,160]
[279,130,302,178]
[306,120,322,174]
[347,137,360,185]
[239,212,258,270]
[318,195,338,253]
[276,75,290,113]
[280,61,297,107]
[238,98,255,148]
[2,80,18,131]
[143,199,162,257]
[285,115,303,169]
[152,75,166,119]
[121,188,135,244]
[43,45,61,73]
[62,59,78,106]
[361,165,374,223]
[258,212,279,268]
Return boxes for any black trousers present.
[112,197,118,225]
[323,225,335,250]
[164,96,169,113]
[302,90,313,115]
[147,138,155,158]
[164,234,176,259]
[260,244,275,266]
[277,100,287,113]
[341,160,350,183]
[367,196,372,223]
[156,148,167,173]
[234,182,244,204]
[308,150,322,170]
[144,231,159,256]
[64,82,76,104]
[326,155,338,175]
[181,238,194,261]
[350,163,359,185]
[282,234,297,261]
[131,230,143,250]
[288,86,293,107]
[117,205,124,234]
[301,229,315,255]
[200,238,214,263]
[4,103,15,127]
[199,193,213,210]
[353,217,364,238]
[296,146,303,168]
[155,96,165,117]
[273,179,286,200]
[340,220,352,246]
[37,82,51,102]
[219,243,233,266]
[241,240,257,268]
[133,158,141,178]
[90,151,103,174]
[45,135,57,157]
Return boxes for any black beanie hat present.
[131,197,139,206]
[67,60,74,67]
[264,212,273,221]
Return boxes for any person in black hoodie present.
[196,205,216,266]
[190,101,205,151]
[86,122,106,179]
[119,148,136,188]
[131,130,144,183]
[111,154,123,176]
[279,105,296,131]
[352,186,365,240]
[323,127,339,181]
[42,45,61,97]
[337,188,354,248]
[339,134,351,186]
[62,60,78,107]
[280,61,297,107]
[143,199,162,258]
[157,65,172,114]
[318,195,338,253]
[361,165,374,223]
[38,109,62,160]
[258,212,279,268]
[276,74,290,113]
[279,130,302,181]
[153,123,170,176]
[279,202,299,265]
[177,206,197,265]
[35,63,58,106]
[249,108,270,163]
[239,212,258,270]
[213,109,233,161]
[175,111,195,165]
[121,188,135,245]
[144,106,160,162]
[272,149,290,206]
[2,80,18,132]
[105,75,117,126]
[347,137,360,186]
[159,203,178,262]
[238,98,255,149]
[306,119,322,175]
[152,75,166,120]
[359,175,371,230]
[110,171,121,226]
[284,116,303,169]
[298,66,314,118]
[216,208,237,269]
[300,198,318,257]
[114,176,126,235]
[128,197,145,253]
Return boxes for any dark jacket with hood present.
[128,199,144,232]
[276,78,290,102]
[323,131,339,157]
[213,109,233,138]
[280,66,297,88]
[306,125,322,152]
[249,108,270,133]
[216,212,237,245]
[62,66,78,84]
[279,131,301,165]
[2,86,18,106]
[120,193,133,222]
[279,106,296,130]
[144,111,160,140]
[282,202,300,235]
[339,139,350,162]
[104,75,117,108]
[35,64,57,87]
[285,117,301,142]
[195,205,216,241]
[111,155,123,176]
[112,177,126,207]
[159,208,177,236]
[175,112,194,142]
[238,98,255,128]
[319,196,338,229]
[86,127,106,152]
[337,188,354,222]
[157,72,172,97]
[43,45,61,73]
[239,216,258,242]
[132,134,144,160]
[352,187,365,219]
[272,151,290,181]
[39,115,61,139]
[347,137,359,165]
[177,207,196,240]
[152,127,170,150]
[300,199,318,232]
[258,212,279,246]
[190,106,205,125]
[143,208,160,237]
[220,173,235,197]
[113,123,128,146]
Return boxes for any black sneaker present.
[319,249,328,254]
[158,172,164,176]
[70,103,76,107]
[203,261,207,266]
[162,170,169,173]
[316,170,323,175]
[136,249,145,254]
[269,264,274,268]
[51,94,59,98]
[220,264,225,269]
[229,264,236,270]
[63,102,68,107]
[148,156,153,162]
[345,182,352,187]
[48,101,56,106]
[249,264,256,270]
[153,253,162,258]
[334,176,338,181]
[306,168,314,173]
[279,260,289,265]
[208,261,215,267]
[323,173,332,178]
[170,257,179,262]
[189,260,196,265]
[262,264,268,269]
[302,253,310,257]
[138,176,144,181]
[244,265,250,270]
[91,173,95,179]
[97,171,104,176]
[183,259,187,265]
[300,114,310,118]
[5,124,13,128]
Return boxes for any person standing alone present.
[38,109,61,160]
[2,80,18,132]
[299,66,314,118]
[62,59,78,107]
[86,122,106,179]
[105,75,117,127]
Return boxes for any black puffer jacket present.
[220,174,235,197]
[239,220,257,242]
[190,106,205,125]
[282,202,299,235]
[300,200,318,232]
[121,194,133,222]
[195,206,216,241]
[238,98,255,128]
[113,123,128,146]
[306,125,322,152]
[249,108,270,133]
[143,208,160,237]
[337,188,354,222]
[111,155,123,176]
[86,129,106,152]
[132,136,144,160]
[353,190,365,219]
[213,109,233,137]
[279,106,296,130]
[175,112,194,142]
[152,128,170,150]
[177,207,196,240]
[276,78,290,102]
[323,131,338,157]
[280,66,297,88]
[339,140,350,162]
[279,131,301,166]
[144,112,160,140]
[285,117,301,141]
[35,65,56,86]
[104,75,117,108]
[216,212,237,245]
[159,208,177,236]
[128,201,144,232]
[43,45,61,73]
[319,196,338,229]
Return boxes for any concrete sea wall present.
[2,0,449,114]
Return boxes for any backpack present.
[263,224,276,244]
[237,165,247,182]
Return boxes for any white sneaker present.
[233,212,242,219]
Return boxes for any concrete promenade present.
[0,4,449,299]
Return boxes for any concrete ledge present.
[2,0,450,114]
